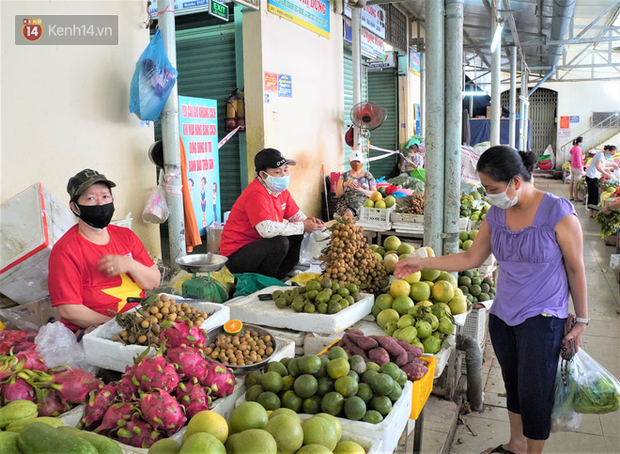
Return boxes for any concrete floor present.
[400,178,620,454]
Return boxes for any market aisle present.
[447,178,620,454]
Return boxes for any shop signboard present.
[343,4,386,39]
[267,0,330,38]
[409,48,420,76]
[344,19,384,59]
[278,74,293,98]
[570,115,579,123]
[149,0,209,16]
[209,0,229,21]
[179,96,221,235]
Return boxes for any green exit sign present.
[209,0,229,21]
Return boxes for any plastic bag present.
[233,273,287,298]
[129,30,178,122]
[551,358,582,432]
[142,174,169,223]
[35,321,98,374]
[571,349,620,414]
[299,229,331,266]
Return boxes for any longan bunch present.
[320,217,387,294]
[398,192,424,214]
[204,331,274,367]
[113,294,208,347]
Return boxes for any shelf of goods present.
[82,299,230,372]
[225,286,375,335]
[390,212,470,233]
[235,380,413,454]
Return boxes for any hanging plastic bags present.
[142,172,169,223]
[129,30,178,122]
[551,358,582,432]
[570,349,620,414]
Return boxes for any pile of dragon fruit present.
[79,319,236,448]
[0,319,236,449]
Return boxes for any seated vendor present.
[400,137,424,174]
[48,169,161,333]
[220,148,325,279]
[335,150,377,218]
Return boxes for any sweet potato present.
[375,336,407,359]
[368,347,390,365]
[346,343,370,362]
[407,351,421,363]
[401,358,428,381]
[395,339,423,356]
[394,350,410,367]
[347,332,379,351]
[345,329,365,337]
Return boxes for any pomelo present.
[383,254,399,272]
[462,240,473,251]
[302,415,340,451]
[409,282,431,302]
[431,280,455,303]
[363,199,375,208]
[384,195,396,208]
[228,402,268,434]
[376,309,400,329]
[383,235,401,251]
[375,293,394,311]
[264,414,303,454]
[396,243,415,255]
[370,191,383,202]
[469,230,479,240]
[437,272,457,286]
[392,295,414,315]
[420,269,441,282]
[458,231,469,242]
[448,296,468,315]
[183,410,229,444]
[182,432,226,454]
[225,429,277,454]
[375,200,387,209]
[389,279,411,298]
[404,271,422,284]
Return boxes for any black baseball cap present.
[67,169,116,201]
[254,148,297,173]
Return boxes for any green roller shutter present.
[367,69,398,179]
[155,19,241,217]
[343,49,368,165]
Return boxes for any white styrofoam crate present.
[459,307,488,348]
[225,286,374,335]
[0,183,76,304]
[391,212,424,224]
[82,300,230,372]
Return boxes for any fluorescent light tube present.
[490,22,504,52]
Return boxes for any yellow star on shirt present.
[101,273,144,312]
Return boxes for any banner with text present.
[179,96,221,235]
[408,48,420,76]
[343,4,386,39]
[267,0,330,38]
[344,19,384,59]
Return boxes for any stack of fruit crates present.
[357,207,394,231]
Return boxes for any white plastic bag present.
[299,229,330,265]
[142,173,169,224]
[35,322,98,374]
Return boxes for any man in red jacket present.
[220,148,324,279]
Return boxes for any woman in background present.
[568,136,584,202]
[335,150,377,218]
[585,145,618,217]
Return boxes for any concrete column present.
[509,46,517,148]
[351,8,362,151]
[519,67,528,149]
[490,15,501,146]
[444,0,463,256]
[424,0,445,253]
[420,52,426,138]
[158,0,186,266]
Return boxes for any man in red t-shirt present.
[48,169,161,332]
[221,148,325,279]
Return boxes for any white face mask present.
[487,179,518,209]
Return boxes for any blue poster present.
[409,48,420,76]
[179,96,220,235]
[278,74,292,98]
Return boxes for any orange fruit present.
[224,319,243,334]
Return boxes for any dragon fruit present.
[14,350,47,372]
[175,381,211,418]
[95,401,136,435]
[116,414,163,448]
[78,382,118,430]
[46,368,102,404]
[1,377,35,403]
[203,363,236,398]
[160,320,207,349]
[117,365,140,399]
[134,355,179,393]
[139,389,187,436]
[35,388,71,416]
[165,346,210,382]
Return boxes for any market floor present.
[423,178,620,454]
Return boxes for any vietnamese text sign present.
[149,0,209,16]
[344,19,384,59]
[560,116,570,129]
[16,15,118,45]
[179,96,221,234]
[409,48,420,76]
[278,74,293,98]
[558,128,570,138]
[343,5,386,39]
[267,0,330,38]
[265,72,278,92]
[570,116,579,123]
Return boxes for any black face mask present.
[73,202,115,229]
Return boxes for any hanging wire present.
[145,1,154,29]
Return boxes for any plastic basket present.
[358,206,394,230]
[460,307,488,348]
[410,356,436,419]
[391,212,424,224]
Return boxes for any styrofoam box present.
[225,286,374,335]
[82,301,230,372]
[0,183,76,304]
[235,380,412,454]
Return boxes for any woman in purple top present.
[394,146,588,454]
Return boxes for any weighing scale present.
[175,253,229,302]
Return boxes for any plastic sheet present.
[35,321,97,373]
[299,229,330,266]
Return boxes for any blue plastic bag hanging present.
[129,30,178,122]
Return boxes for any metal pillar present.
[519,67,528,150]
[444,0,463,256]
[158,0,186,267]
[490,14,501,146]
[351,8,362,151]
[424,0,445,253]
[509,46,517,148]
